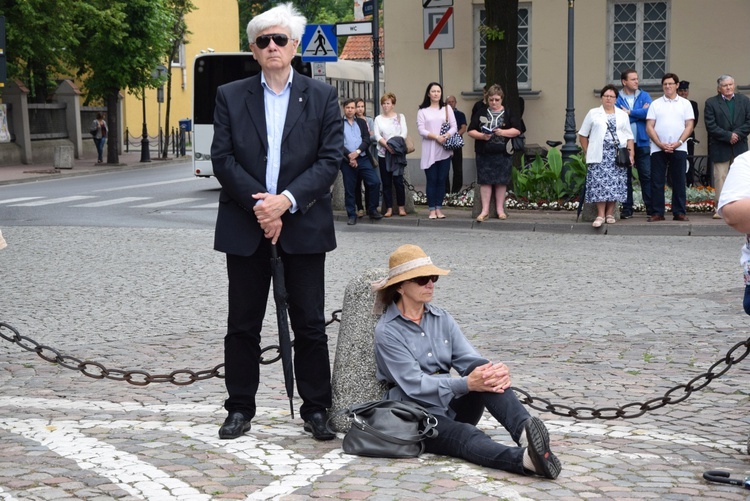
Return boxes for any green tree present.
[482,0,521,118]
[162,0,196,159]
[237,0,352,50]
[72,0,174,164]
[0,0,79,102]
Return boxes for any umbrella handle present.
[271,243,279,260]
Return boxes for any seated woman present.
[371,244,561,479]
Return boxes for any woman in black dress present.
[468,85,524,221]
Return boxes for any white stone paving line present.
[0,398,353,500]
[167,423,353,500]
[0,486,20,501]
[0,418,211,501]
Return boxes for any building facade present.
[384,0,750,179]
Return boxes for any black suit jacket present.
[704,93,750,163]
[211,70,343,256]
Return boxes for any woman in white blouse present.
[578,84,634,227]
[374,92,408,217]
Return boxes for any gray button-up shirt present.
[374,301,485,417]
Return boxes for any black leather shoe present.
[303,411,335,441]
[525,417,561,479]
[347,217,357,225]
[620,212,633,219]
[369,210,383,220]
[219,412,252,439]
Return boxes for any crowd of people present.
[339,68,749,228]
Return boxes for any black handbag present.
[341,400,439,458]
[607,124,630,168]
[440,106,464,150]
[506,133,526,155]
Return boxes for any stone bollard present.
[332,169,345,211]
[53,145,74,169]
[330,267,389,432]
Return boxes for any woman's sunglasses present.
[254,34,290,49]
[410,275,439,286]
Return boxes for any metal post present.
[140,92,151,163]
[372,0,380,116]
[438,49,443,88]
[561,0,578,162]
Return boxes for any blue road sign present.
[301,24,338,63]
[363,0,374,16]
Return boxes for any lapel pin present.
[299,97,303,102]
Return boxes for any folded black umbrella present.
[270,244,295,419]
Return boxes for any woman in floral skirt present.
[578,84,634,227]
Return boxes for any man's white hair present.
[246,2,306,45]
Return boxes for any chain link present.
[0,310,341,387]
[1,317,747,420]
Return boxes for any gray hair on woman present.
[246,2,306,43]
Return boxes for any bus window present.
[192,53,312,178]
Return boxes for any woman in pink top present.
[417,82,457,219]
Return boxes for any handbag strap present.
[606,122,620,147]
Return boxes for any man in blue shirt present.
[616,69,653,218]
[341,98,382,225]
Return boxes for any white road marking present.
[187,202,218,209]
[71,197,151,207]
[132,198,202,208]
[10,196,97,206]
[0,418,211,501]
[0,197,44,204]
[94,178,197,192]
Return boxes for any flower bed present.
[413,185,716,212]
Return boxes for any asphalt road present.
[1,166,750,500]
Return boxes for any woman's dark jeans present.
[424,359,532,474]
[378,155,405,208]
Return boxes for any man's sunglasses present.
[410,275,439,286]
[254,34,290,49]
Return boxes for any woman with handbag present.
[370,244,562,479]
[578,84,634,227]
[467,84,524,221]
[90,113,108,164]
[374,93,409,217]
[417,82,456,220]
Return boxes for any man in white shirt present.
[645,73,695,221]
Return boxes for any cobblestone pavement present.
[2,224,750,500]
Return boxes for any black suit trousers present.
[224,241,332,421]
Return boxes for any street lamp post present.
[561,0,578,162]
[140,91,151,163]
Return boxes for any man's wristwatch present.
[677,139,683,146]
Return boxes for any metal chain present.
[512,337,750,419]
[1,316,748,420]
[0,309,341,387]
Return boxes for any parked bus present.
[192,52,312,178]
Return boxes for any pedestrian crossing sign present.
[301,24,338,62]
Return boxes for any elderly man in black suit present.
[211,2,342,441]
[705,74,750,218]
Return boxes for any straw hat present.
[371,244,449,312]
